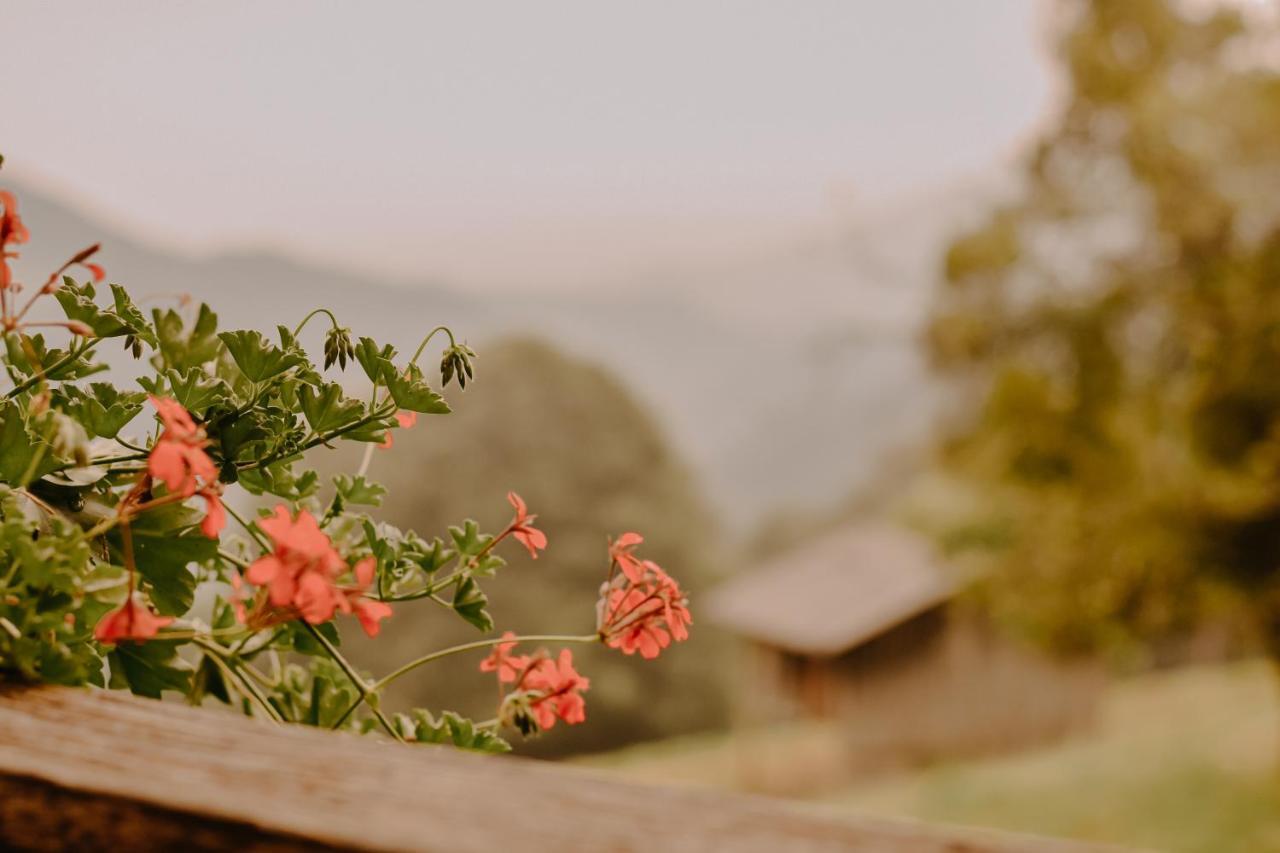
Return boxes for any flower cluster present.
[596,532,692,659]
[147,396,225,538]
[244,506,393,637]
[483,634,591,734]
[477,532,692,732]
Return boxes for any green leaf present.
[384,364,451,415]
[5,334,104,381]
[299,382,365,435]
[450,575,492,632]
[108,505,215,616]
[332,474,387,508]
[53,278,134,338]
[219,329,307,383]
[0,401,58,483]
[152,304,221,372]
[407,536,454,575]
[190,654,230,704]
[108,641,192,699]
[406,709,510,753]
[110,284,158,347]
[238,462,319,500]
[277,326,323,386]
[137,368,231,416]
[280,620,343,655]
[56,383,145,439]
[354,337,396,384]
[448,519,495,558]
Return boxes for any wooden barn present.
[707,522,1101,789]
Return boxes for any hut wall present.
[760,605,1101,773]
[831,605,1101,768]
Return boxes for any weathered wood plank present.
[0,685,1120,851]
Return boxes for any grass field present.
[580,659,1280,852]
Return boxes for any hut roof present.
[706,522,955,657]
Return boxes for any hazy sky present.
[3,1,1055,289]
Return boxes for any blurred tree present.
[338,338,729,755]
[928,0,1280,664]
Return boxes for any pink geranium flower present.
[608,532,646,582]
[145,397,224,538]
[597,535,691,660]
[525,649,590,728]
[93,596,173,644]
[506,491,547,559]
[244,506,392,636]
[479,631,531,683]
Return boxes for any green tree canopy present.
[929,0,1280,663]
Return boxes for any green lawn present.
[581,660,1280,852]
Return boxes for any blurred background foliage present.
[332,338,730,756]
[929,0,1280,666]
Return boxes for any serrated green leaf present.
[0,401,58,483]
[219,330,307,383]
[152,304,221,372]
[108,505,215,615]
[238,462,319,500]
[137,368,231,416]
[451,575,492,632]
[384,363,451,415]
[56,383,145,439]
[5,334,104,381]
[108,641,192,698]
[332,474,387,507]
[448,519,495,558]
[354,337,396,384]
[53,278,134,338]
[408,708,510,753]
[299,382,365,435]
[110,284,157,347]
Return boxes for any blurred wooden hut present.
[707,522,1101,789]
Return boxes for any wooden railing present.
[0,685,1122,851]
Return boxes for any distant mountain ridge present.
[5,178,997,528]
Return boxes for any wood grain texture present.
[0,685,1120,852]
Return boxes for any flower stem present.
[302,622,403,742]
[223,502,269,550]
[291,307,341,338]
[369,634,598,694]
[408,326,455,367]
[5,338,99,398]
[194,637,283,724]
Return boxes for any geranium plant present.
[0,165,691,752]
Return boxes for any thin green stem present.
[217,548,250,570]
[194,637,283,724]
[223,503,269,550]
[240,403,396,473]
[370,634,598,694]
[408,326,454,367]
[6,339,99,398]
[302,622,402,741]
[291,308,341,338]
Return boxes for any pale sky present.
[2,1,1056,290]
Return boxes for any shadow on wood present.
[0,685,1123,851]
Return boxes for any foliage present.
[0,167,693,751]
[927,0,1280,662]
